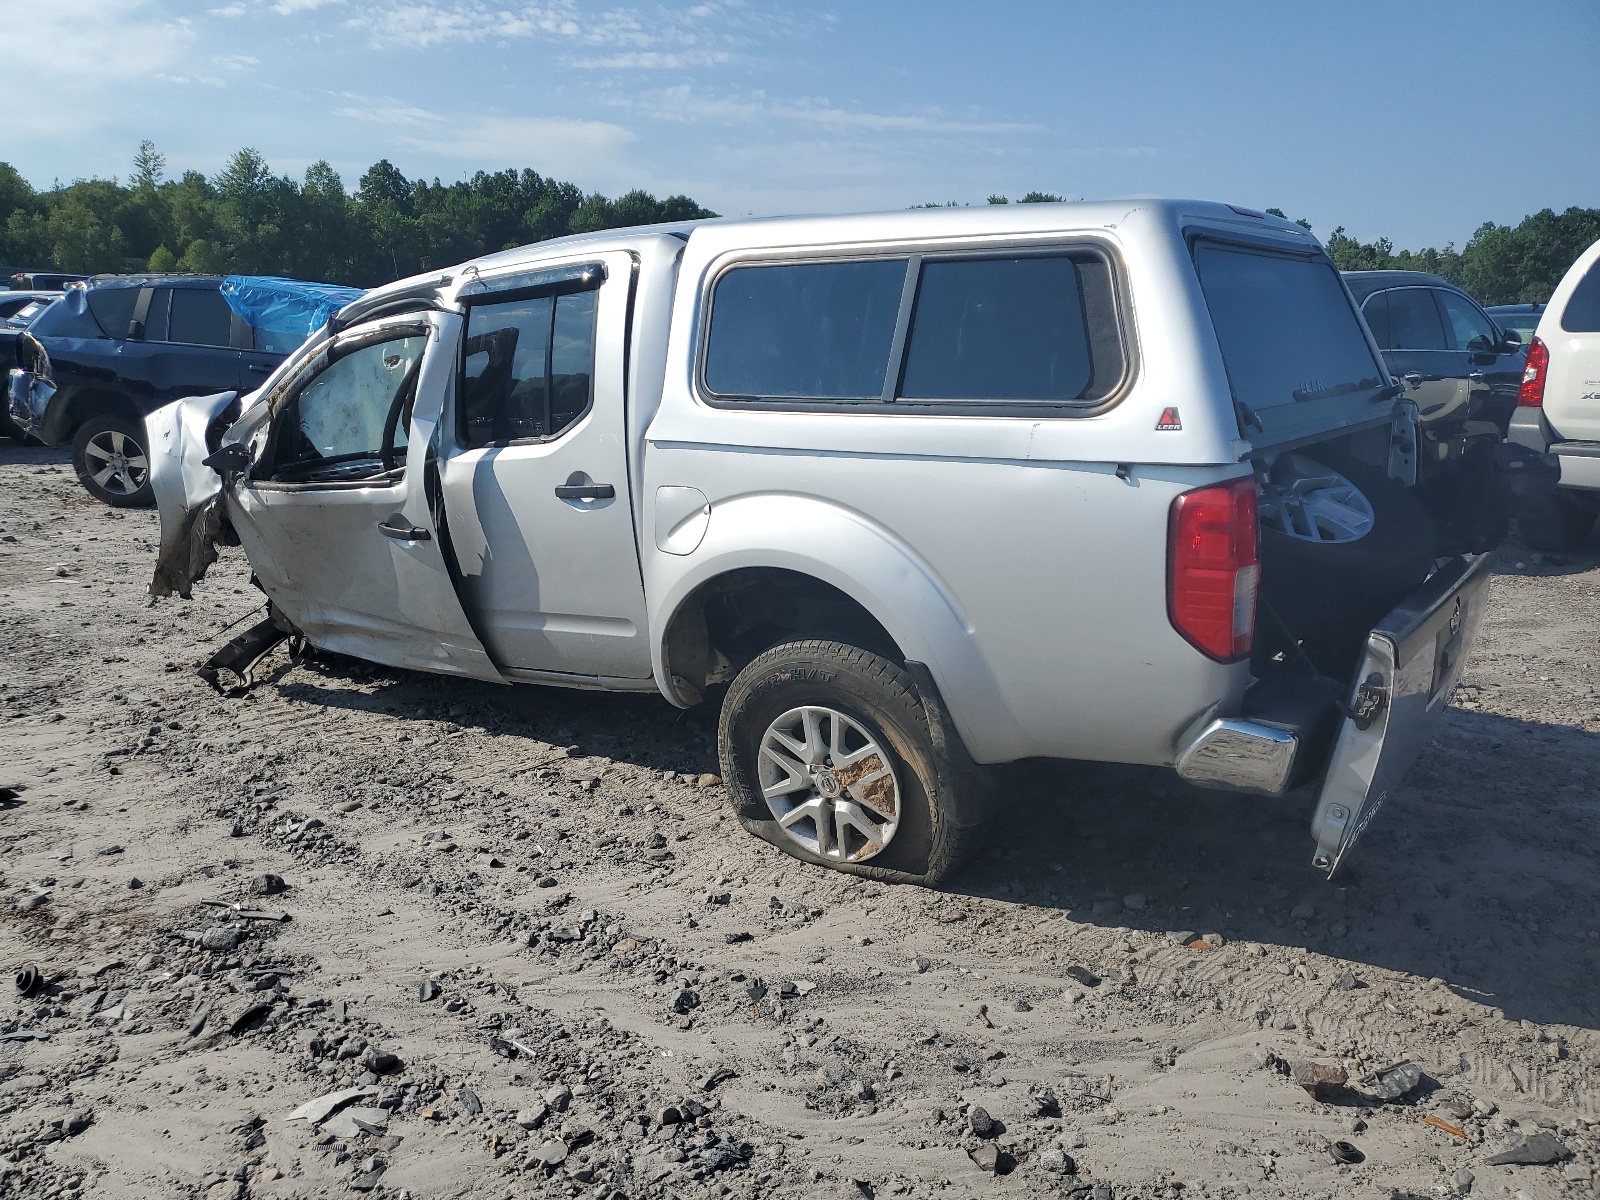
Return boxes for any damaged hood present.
[147,390,239,599]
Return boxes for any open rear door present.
[224,310,503,681]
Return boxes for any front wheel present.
[717,639,985,885]
[72,415,154,508]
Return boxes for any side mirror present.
[202,441,253,477]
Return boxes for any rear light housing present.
[1168,478,1259,662]
[1518,336,1548,407]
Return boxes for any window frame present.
[1363,285,1453,353]
[164,284,239,350]
[254,319,432,490]
[455,275,603,449]
[1185,230,1395,446]
[693,236,1136,418]
[1434,287,1501,353]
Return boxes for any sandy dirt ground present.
[2,442,1598,1200]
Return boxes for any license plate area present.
[1308,554,1493,876]
[1428,595,1470,703]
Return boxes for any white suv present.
[1508,236,1600,549]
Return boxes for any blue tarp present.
[220,276,364,354]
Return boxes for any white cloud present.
[1,0,199,146]
[6,0,193,83]
[396,114,637,186]
[630,85,1042,136]
[209,3,247,15]
[335,103,448,128]
[217,54,261,70]
[304,0,800,60]
[156,73,227,87]
[343,2,588,47]
[568,49,731,69]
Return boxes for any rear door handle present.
[1402,372,1423,387]
[246,362,273,374]
[555,483,615,500]
[1468,372,1485,381]
[377,516,430,541]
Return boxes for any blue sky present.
[7,0,1597,248]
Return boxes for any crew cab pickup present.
[145,201,1523,885]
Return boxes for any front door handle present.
[377,516,430,541]
[554,483,615,500]
[1468,372,1485,381]
[246,362,273,374]
[1402,372,1423,388]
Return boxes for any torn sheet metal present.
[5,332,55,440]
[147,390,239,599]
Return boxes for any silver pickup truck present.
[125,200,1525,886]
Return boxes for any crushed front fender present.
[147,390,240,599]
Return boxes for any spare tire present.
[1257,451,1438,664]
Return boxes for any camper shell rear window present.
[1192,238,1390,447]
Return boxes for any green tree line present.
[0,142,717,288]
[2,143,1593,303]
[1267,206,1600,305]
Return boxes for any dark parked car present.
[1485,302,1544,345]
[9,271,88,290]
[1342,271,1532,551]
[4,274,358,506]
[1343,270,1528,431]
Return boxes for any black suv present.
[3,276,288,506]
[1342,271,1528,437]
[1342,271,1536,551]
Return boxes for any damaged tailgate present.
[1309,552,1493,874]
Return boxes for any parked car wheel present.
[1257,452,1438,663]
[72,415,154,508]
[1517,491,1598,552]
[717,639,982,885]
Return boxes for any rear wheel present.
[717,639,985,885]
[1517,491,1597,552]
[72,415,154,508]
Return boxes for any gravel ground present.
[2,442,1598,1200]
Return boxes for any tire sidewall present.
[72,416,154,508]
[718,642,940,882]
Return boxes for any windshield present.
[1194,241,1387,443]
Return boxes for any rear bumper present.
[1553,442,1600,491]
[1175,718,1298,795]
[1176,553,1492,876]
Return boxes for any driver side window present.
[273,334,426,482]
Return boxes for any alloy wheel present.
[83,428,149,497]
[1260,467,1375,543]
[757,705,901,863]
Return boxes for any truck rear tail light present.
[1518,336,1548,407]
[1168,478,1258,662]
